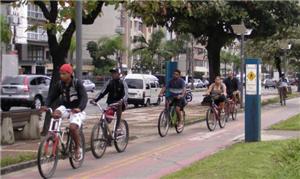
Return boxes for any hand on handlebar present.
[71,108,81,113]
[39,106,48,112]
[90,99,97,105]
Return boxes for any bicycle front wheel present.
[114,119,129,153]
[37,134,59,179]
[175,110,185,134]
[206,108,217,131]
[91,123,107,159]
[219,110,226,128]
[231,105,238,120]
[69,129,85,169]
[158,110,170,137]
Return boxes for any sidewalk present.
[0,94,298,174]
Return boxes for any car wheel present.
[1,104,11,111]
[134,104,139,108]
[32,96,42,109]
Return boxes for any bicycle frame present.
[94,103,119,140]
[46,109,72,157]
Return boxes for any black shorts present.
[214,94,226,106]
[167,96,187,110]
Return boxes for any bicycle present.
[158,97,185,137]
[204,94,226,131]
[224,95,238,121]
[37,108,85,179]
[90,101,129,159]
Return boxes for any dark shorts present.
[167,96,187,110]
[214,94,226,106]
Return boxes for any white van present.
[124,74,161,107]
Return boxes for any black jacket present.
[95,79,128,105]
[45,78,88,111]
[224,77,239,96]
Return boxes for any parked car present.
[125,74,161,107]
[188,79,205,88]
[0,75,51,111]
[82,79,96,92]
[263,79,276,89]
[202,79,209,88]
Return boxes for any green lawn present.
[1,153,36,168]
[261,93,300,106]
[163,139,300,179]
[270,114,300,131]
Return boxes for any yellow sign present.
[247,71,256,81]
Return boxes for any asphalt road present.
[3,96,300,179]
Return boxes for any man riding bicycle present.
[224,71,240,103]
[159,69,186,128]
[41,64,88,160]
[91,68,128,134]
[278,73,289,98]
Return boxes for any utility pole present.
[75,1,82,80]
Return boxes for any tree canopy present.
[0,15,12,44]
[128,1,300,81]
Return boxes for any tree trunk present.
[206,37,223,83]
[275,56,282,77]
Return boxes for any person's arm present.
[206,83,213,95]
[233,78,239,91]
[179,79,186,98]
[94,80,110,102]
[76,80,88,111]
[222,83,227,96]
[45,82,61,107]
[122,80,128,102]
[159,83,167,96]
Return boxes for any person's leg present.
[116,105,122,131]
[69,112,84,160]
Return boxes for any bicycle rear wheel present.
[69,129,85,169]
[158,110,170,137]
[91,122,107,159]
[37,134,59,179]
[114,119,129,153]
[206,108,217,131]
[175,110,185,133]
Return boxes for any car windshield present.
[2,76,25,85]
[125,79,143,89]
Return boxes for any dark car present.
[0,75,50,111]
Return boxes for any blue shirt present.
[167,78,185,97]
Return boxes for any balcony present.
[27,32,48,41]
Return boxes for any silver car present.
[83,79,96,92]
[1,75,51,111]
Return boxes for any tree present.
[86,35,123,75]
[128,1,300,82]
[0,15,12,45]
[132,29,165,73]
[9,0,120,90]
[220,50,236,76]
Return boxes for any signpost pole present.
[165,61,178,97]
[245,58,261,142]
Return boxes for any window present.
[125,79,143,89]
[28,45,44,61]
[150,82,156,88]
[28,4,45,20]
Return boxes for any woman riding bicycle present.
[206,76,227,111]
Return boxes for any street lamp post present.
[279,40,292,76]
[75,1,82,80]
[231,22,252,108]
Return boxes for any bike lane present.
[3,97,300,179]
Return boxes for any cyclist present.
[278,73,289,98]
[224,71,240,103]
[90,68,128,134]
[206,76,227,111]
[159,69,186,128]
[41,64,88,160]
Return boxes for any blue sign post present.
[245,58,262,142]
[165,61,178,97]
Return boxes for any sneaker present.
[75,148,83,161]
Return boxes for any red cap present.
[60,64,73,74]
